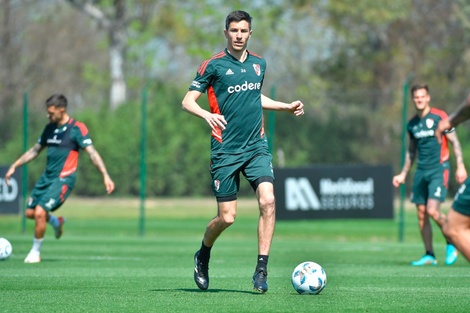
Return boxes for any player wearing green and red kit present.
[5,94,114,263]
[182,10,304,293]
[29,117,93,211]
[393,84,467,266]
[407,107,452,205]
[190,47,269,198]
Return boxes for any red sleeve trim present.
[430,107,448,120]
[74,121,89,136]
[197,51,226,75]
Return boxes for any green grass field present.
[1,197,469,312]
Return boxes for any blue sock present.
[48,215,60,228]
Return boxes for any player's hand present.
[104,175,115,194]
[435,119,452,144]
[204,113,227,131]
[392,173,406,187]
[4,166,15,186]
[289,100,304,116]
[455,166,468,185]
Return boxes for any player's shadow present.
[150,288,260,295]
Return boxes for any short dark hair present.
[45,94,67,108]
[411,84,429,96]
[225,10,252,30]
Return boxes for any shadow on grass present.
[150,288,262,295]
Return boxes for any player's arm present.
[83,145,115,194]
[5,143,44,186]
[448,94,470,127]
[392,138,417,187]
[261,94,304,116]
[182,89,227,131]
[445,130,467,184]
[436,94,470,142]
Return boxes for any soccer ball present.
[291,261,327,295]
[0,238,12,260]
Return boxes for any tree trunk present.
[109,44,126,109]
[66,0,127,109]
[0,0,15,142]
[108,0,126,109]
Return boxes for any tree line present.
[1,0,470,197]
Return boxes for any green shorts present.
[452,179,470,217]
[210,147,274,201]
[27,174,76,212]
[411,164,449,204]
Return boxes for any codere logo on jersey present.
[227,81,261,94]
[414,129,434,138]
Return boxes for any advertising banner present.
[275,164,394,220]
[0,166,22,214]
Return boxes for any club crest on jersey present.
[253,64,261,76]
[214,180,220,191]
[426,118,434,129]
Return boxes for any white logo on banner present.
[285,178,321,210]
[285,177,374,211]
[0,178,18,202]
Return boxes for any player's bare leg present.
[443,209,470,262]
[426,199,458,264]
[204,200,237,246]
[33,206,48,239]
[426,199,446,228]
[194,200,237,290]
[256,182,275,256]
[252,182,275,293]
[412,203,437,265]
[417,204,434,253]
[24,206,47,263]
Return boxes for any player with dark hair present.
[435,93,470,262]
[182,10,304,293]
[392,84,467,266]
[5,94,115,263]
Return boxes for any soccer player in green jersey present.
[182,10,304,293]
[392,84,467,266]
[4,94,115,263]
[435,93,470,262]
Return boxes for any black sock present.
[425,251,435,258]
[257,255,269,270]
[199,241,212,263]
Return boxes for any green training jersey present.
[189,48,267,154]
[407,107,452,170]
[38,118,92,179]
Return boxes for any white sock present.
[48,214,60,228]
[31,238,44,255]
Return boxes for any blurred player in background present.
[182,10,304,293]
[392,84,467,266]
[5,94,115,263]
[435,93,470,262]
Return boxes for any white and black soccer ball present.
[291,261,327,295]
[0,238,12,260]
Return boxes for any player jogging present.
[182,10,304,293]
[392,84,467,266]
[4,94,115,263]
